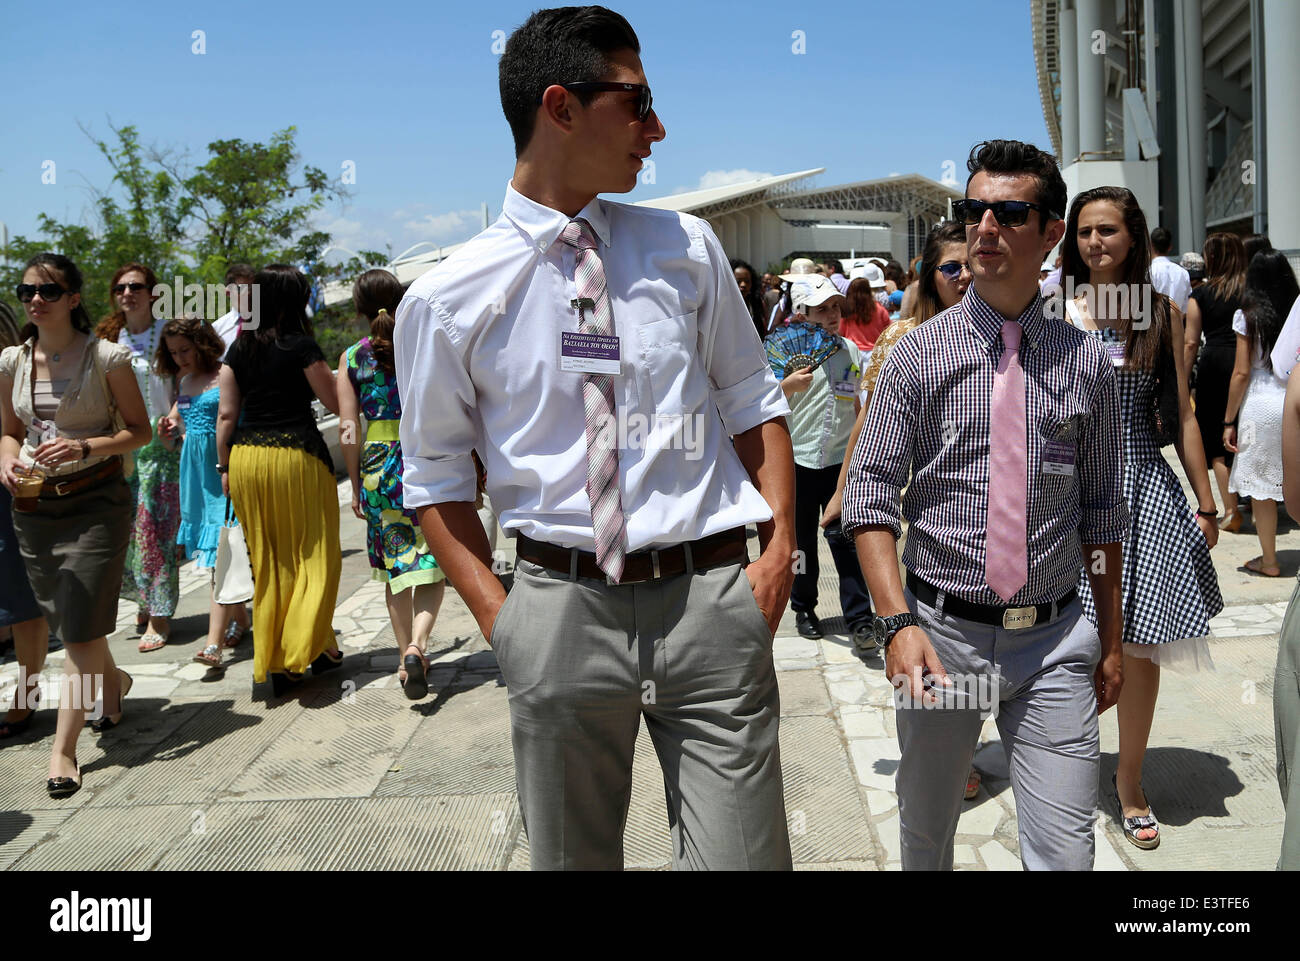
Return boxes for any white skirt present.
[1229,367,1286,501]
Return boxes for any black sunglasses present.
[935,261,968,280]
[16,283,68,303]
[541,81,653,123]
[953,199,1058,228]
[113,281,149,294]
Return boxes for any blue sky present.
[1,0,1051,263]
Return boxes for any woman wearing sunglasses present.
[0,253,152,797]
[1060,186,1222,851]
[96,263,181,652]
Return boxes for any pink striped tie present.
[986,320,1028,602]
[560,219,626,583]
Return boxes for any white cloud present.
[671,168,776,196]
[312,205,487,264]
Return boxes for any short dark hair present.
[829,260,844,275]
[965,139,1067,233]
[499,6,641,158]
[1150,227,1173,254]
[224,263,255,285]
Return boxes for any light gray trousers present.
[491,557,793,871]
[894,588,1101,871]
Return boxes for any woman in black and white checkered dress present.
[1060,187,1223,852]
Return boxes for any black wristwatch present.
[873,612,920,650]
[215,464,229,474]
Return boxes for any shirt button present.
[538,240,548,251]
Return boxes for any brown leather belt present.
[39,457,123,498]
[516,527,749,584]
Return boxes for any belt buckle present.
[608,549,660,586]
[54,480,73,497]
[1001,606,1038,630]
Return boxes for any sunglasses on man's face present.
[953,199,1057,228]
[16,283,68,303]
[113,281,149,295]
[542,81,654,123]
[935,261,968,280]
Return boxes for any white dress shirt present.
[1150,256,1191,313]
[394,182,790,552]
[212,309,240,357]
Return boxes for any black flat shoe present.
[795,611,823,639]
[311,650,343,675]
[90,670,132,733]
[402,650,429,701]
[270,671,304,697]
[47,760,80,799]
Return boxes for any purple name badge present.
[560,330,621,375]
[1042,438,1076,476]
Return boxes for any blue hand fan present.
[765,321,842,379]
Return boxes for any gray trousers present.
[1276,581,1300,870]
[894,588,1101,870]
[491,556,792,871]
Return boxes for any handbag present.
[214,497,254,604]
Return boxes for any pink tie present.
[986,320,1028,602]
[560,219,627,583]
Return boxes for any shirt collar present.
[503,181,613,252]
[963,283,1046,351]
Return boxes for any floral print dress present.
[344,338,444,592]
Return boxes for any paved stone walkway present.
[0,452,1292,870]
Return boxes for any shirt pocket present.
[636,312,708,416]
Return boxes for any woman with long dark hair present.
[1062,186,1222,851]
[0,253,151,795]
[729,258,767,340]
[218,264,342,696]
[337,269,445,699]
[97,262,182,651]
[1223,252,1300,577]
[1186,233,1249,530]
[840,278,892,352]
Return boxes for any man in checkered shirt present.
[843,140,1129,870]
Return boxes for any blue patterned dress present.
[176,385,226,568]
[344,338,443,592]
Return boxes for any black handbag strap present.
[225,495,236,526]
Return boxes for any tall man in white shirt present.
[1148,227,1191,313]
[394,5,797,871]
[211,263,254,357]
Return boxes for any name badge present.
[559,330,621,375]
[1104,341,1126,367]
[833,379,857,401]
[177,395,192,411]
[1042,438,1076,476]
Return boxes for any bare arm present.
[1167,305,1219,546]
[304,359,339,415]
[1182,296,1203,376]
[0,372,24,493]
[1223,333,1253,452]
[1082,542,1124,713]
[732,417,797,635]
[822,394,870,528]
[216,364,240,474]
[336,353,363,519]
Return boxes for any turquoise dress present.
[344,338,443,592]
[176,386,226,568]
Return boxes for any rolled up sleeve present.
[693,220,789,435]
[393,293,479,508]
[1077,358,1130,544]
[842,346,918,540]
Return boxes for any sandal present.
[1218,510,1243,533]
[90,670,133,733]
[401,645,429,701]
[138,631,169,653]
[1113,773,1160,850]
[1243,556,1281,577]
[194,644,223,668]
[0,689,41,739]
[222,622,248,648]
[964,767,981,800]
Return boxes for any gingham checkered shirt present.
[842,284,1129,607]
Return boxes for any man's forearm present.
[855,525,906,616]
[417,501,505,637]
[1082,542,1123,648]
[733,417,796,556]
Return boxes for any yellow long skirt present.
[229,445,341,682]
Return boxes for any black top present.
[224,333,333,472]
[225,334,326,429]
[1191,285,1243,350]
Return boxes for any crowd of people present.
[3,3,1300,871]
